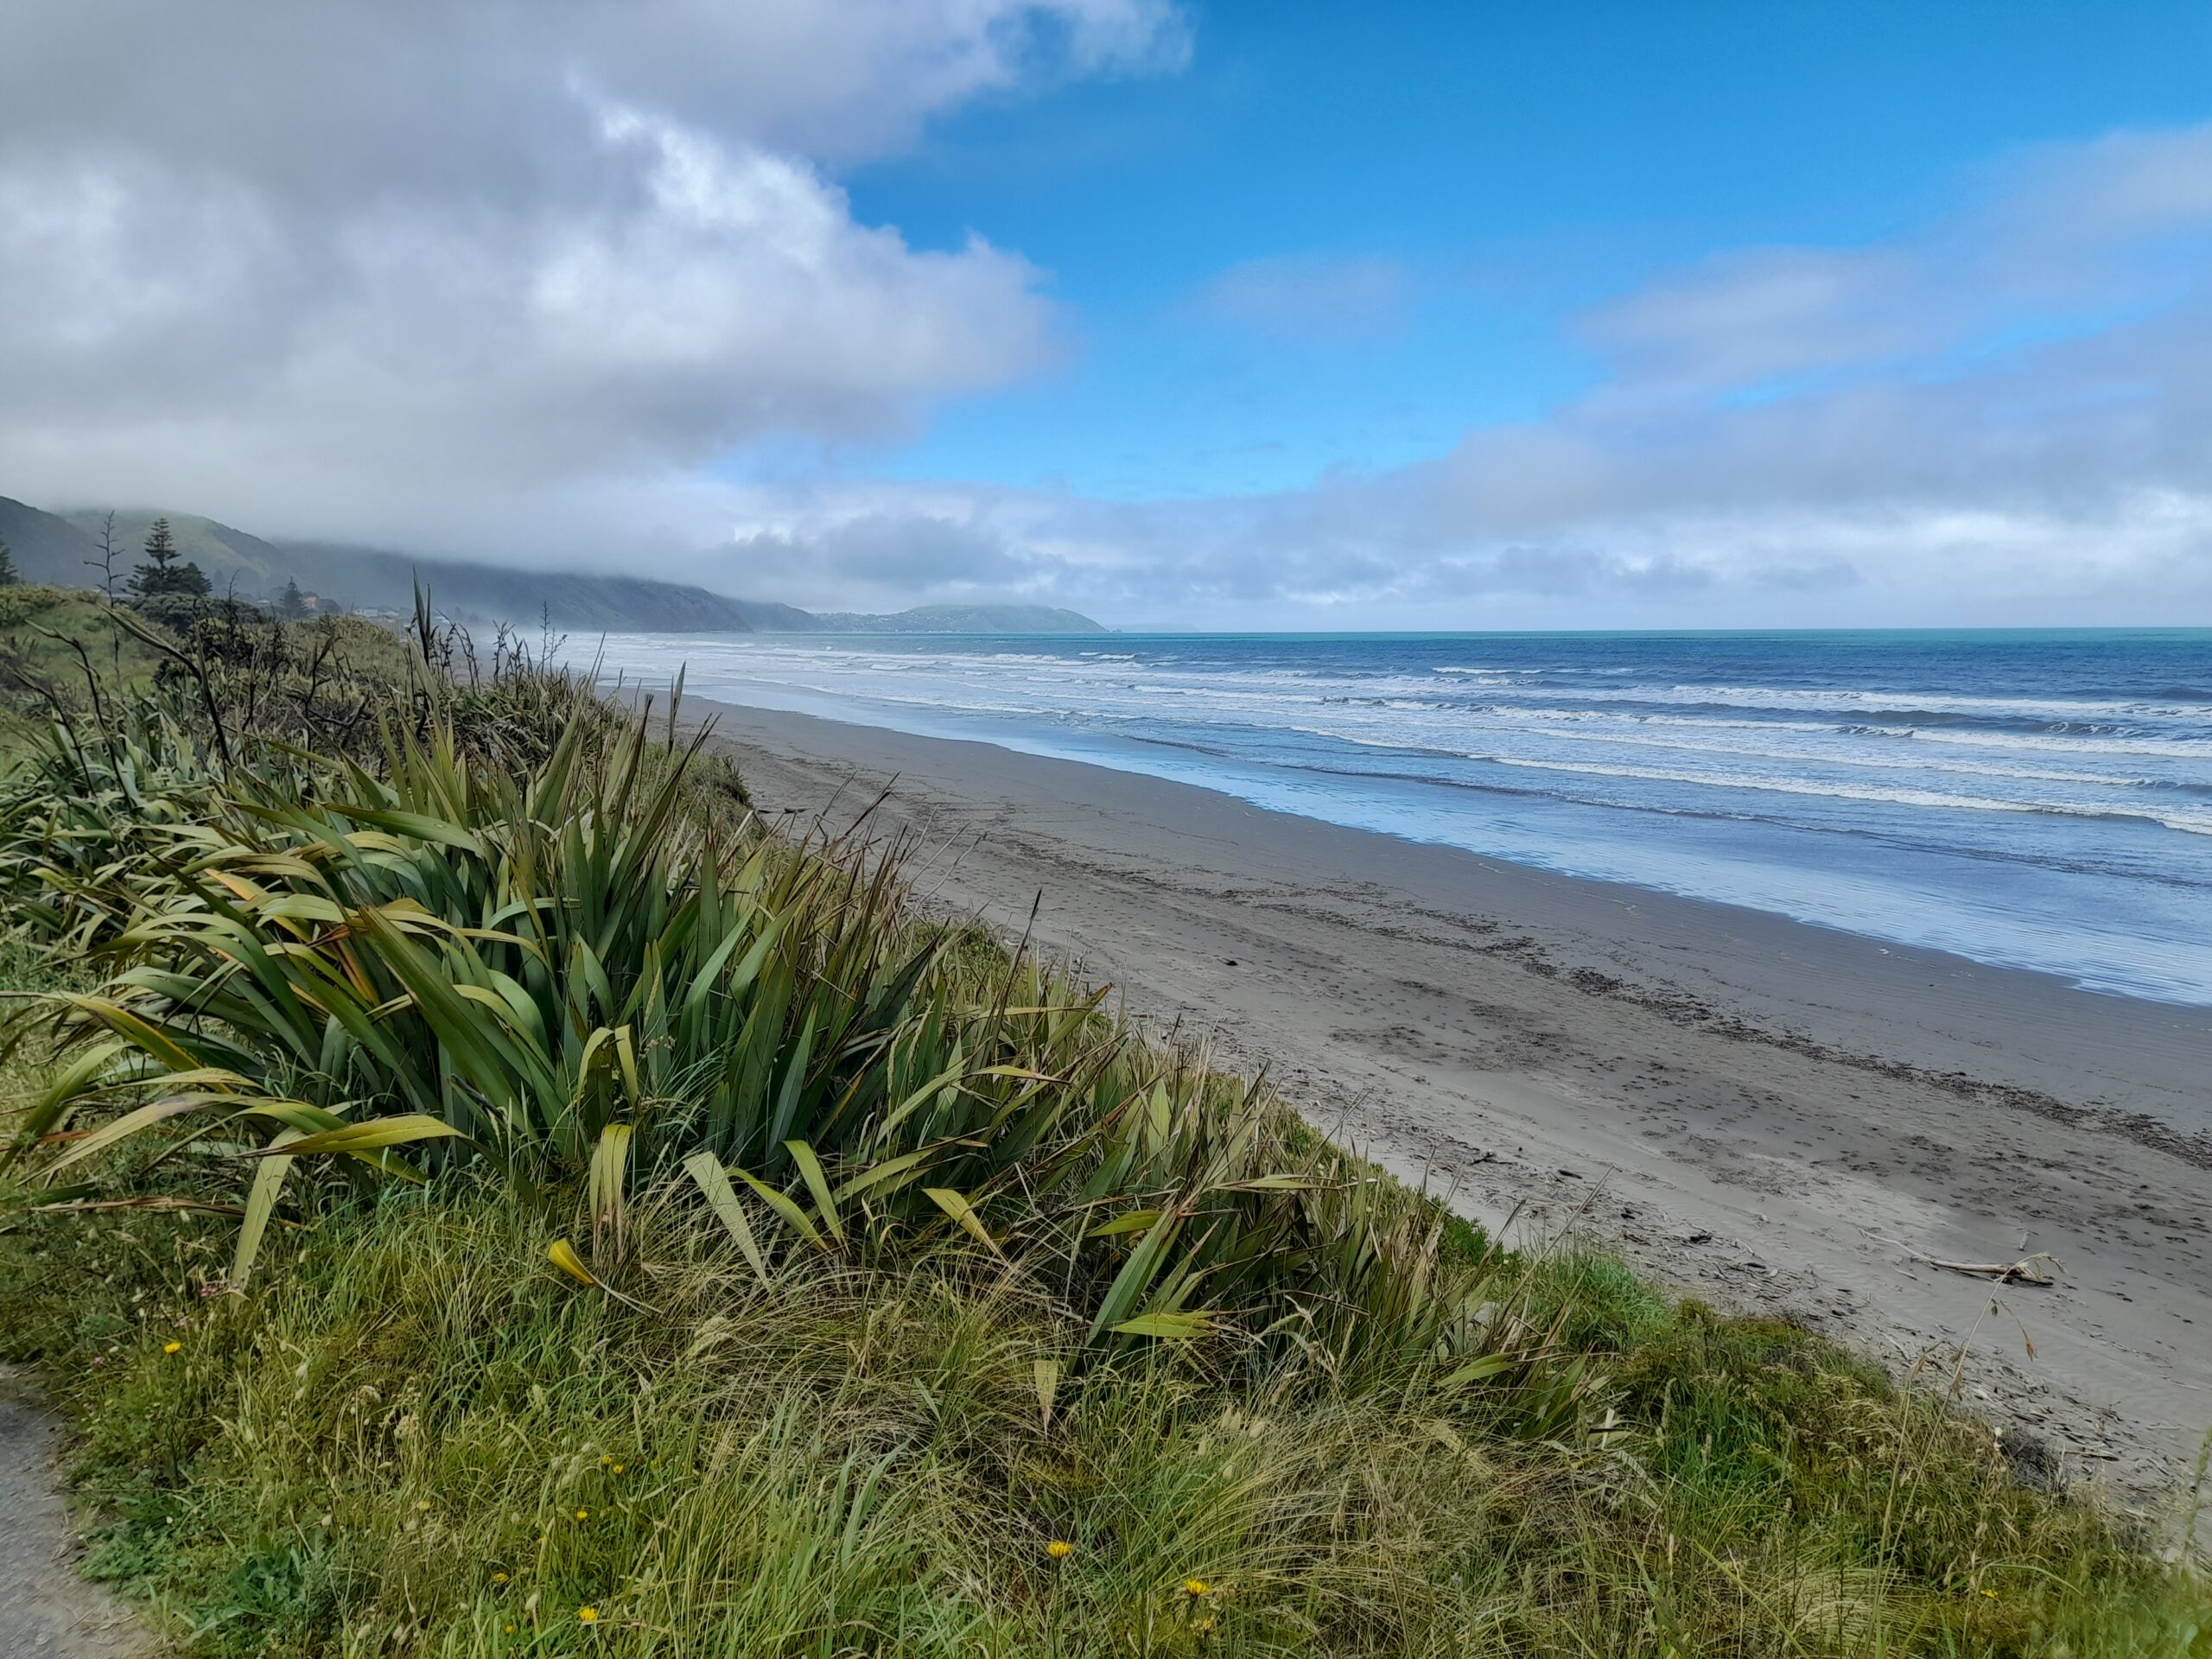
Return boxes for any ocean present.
[584,629,2212,1007]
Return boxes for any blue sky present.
[8,1,2212,626]
[815,2,2212,502]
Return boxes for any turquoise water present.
[586,629,2212,1006]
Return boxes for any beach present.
[693,695,2212,1500]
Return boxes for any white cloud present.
[1579,245,1928,392]
[1188,254,1414,340]
[0,1,1181,544]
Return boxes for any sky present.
[3,1,2212,627]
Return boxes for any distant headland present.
[0,494,1108,635]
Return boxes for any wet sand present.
[690,696,2212,1503]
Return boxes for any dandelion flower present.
[1046,1539,1074,1560]
[575,1508,591,1522]
[610,1462,626,1474]
[491,1572,510,1585]
[600,1454,615,1468]
[1981,1587,1999,1600]
[578,1605,599,1624]
[504,1624,517,1635]
[415,1499,432,1512]
[1194,1616,1217,1634]
[1184,1579,1209,1598]
[162,1341,182,1355]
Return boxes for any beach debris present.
[1923,1253,2060,1287]
[1869,1232,2063,1287]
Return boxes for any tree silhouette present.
[128,517,212,600]
[0,534,18,587]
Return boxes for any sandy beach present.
[690,695,2212,1501]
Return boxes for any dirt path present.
[0,1369,157,1659]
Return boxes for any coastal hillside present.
[0,498,106,587]
[0,497,1106,634]
[278,548,1109,635]
[65,506,313,593]
[278,541,764,632]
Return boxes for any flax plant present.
[1,702,1550,1413]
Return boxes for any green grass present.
[0,629,2204,1656]
[0,585,167,760]
[5,1180,2203,1657]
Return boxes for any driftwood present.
[1923,1253,2058,1287]
[1875,1234,2062,1287]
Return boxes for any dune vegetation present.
[0,589,2203,1656]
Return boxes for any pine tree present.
[0,534,18,587]
[276,578,307,617]
[128,517,212,600]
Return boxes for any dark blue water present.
[590,629,2212,1005]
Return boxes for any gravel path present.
[0,1370,157,1658]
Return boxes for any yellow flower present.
[1183,1579,1210,1598]
[1194,1616,1217,1634]
[504,1624,517,1635]
[1046,1540,1074,1560]
[600,1454,615,1468]
[1980,1587,1999,1600]
[415,1499,432,1512]
[490,1572,510,1585]
[578,1605,600,1624]
[574,1508,591,1521]
[610,1462,626,1474]
[162,1341,182,1355]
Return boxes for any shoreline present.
[685,694,2212,1499]
[588,628,2212,1011]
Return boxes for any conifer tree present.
[128,517,212,600]
[0,534,18,586]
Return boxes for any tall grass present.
[0,642,2204,1656]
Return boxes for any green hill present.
[0,499,104,588]
[278,542,760,632]
[64,507,311,595]
[4,496,1107,635]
